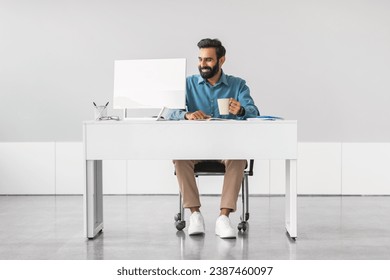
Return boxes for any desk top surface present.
[84,119,297,160]
[84,119,297,125]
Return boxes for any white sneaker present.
[188,211,205,235]
[215,215,236,239]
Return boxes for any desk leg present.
[85,160,104,239]
[285,159,297,239]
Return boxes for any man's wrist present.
[238,106,245,116]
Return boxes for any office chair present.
[174,160,254,232]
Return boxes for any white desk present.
[83,120,298,239]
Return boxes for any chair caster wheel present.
[238,221,248,232]
[175,220,186,231]
[174,213,181,222]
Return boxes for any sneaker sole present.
[216,233,236,239]
[189,225,205,235]
[189,231,205,236]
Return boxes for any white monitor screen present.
[113,58,186,110]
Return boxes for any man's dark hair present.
[197,38,226,59]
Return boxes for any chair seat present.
[194,161,225,173]
[194,160,250,174]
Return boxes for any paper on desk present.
[247,116,284,121]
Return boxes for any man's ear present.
[219,56,226,67]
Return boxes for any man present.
[166,38,259,238]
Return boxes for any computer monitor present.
[113,58,186,118]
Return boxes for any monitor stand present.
[123,107,166,121]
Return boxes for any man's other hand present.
[185,110,210,120]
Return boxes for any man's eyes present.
[198,58,214,62]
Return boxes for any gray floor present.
[0,195,389,260]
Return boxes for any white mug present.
[217,98,230,115]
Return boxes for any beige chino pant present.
[173,160,247,212]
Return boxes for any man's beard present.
[198,60,220,79]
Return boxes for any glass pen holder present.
[94,105,108,120]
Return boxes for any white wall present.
[1,1,389,195]
[1,0,390,142]
[1,142,389,195]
